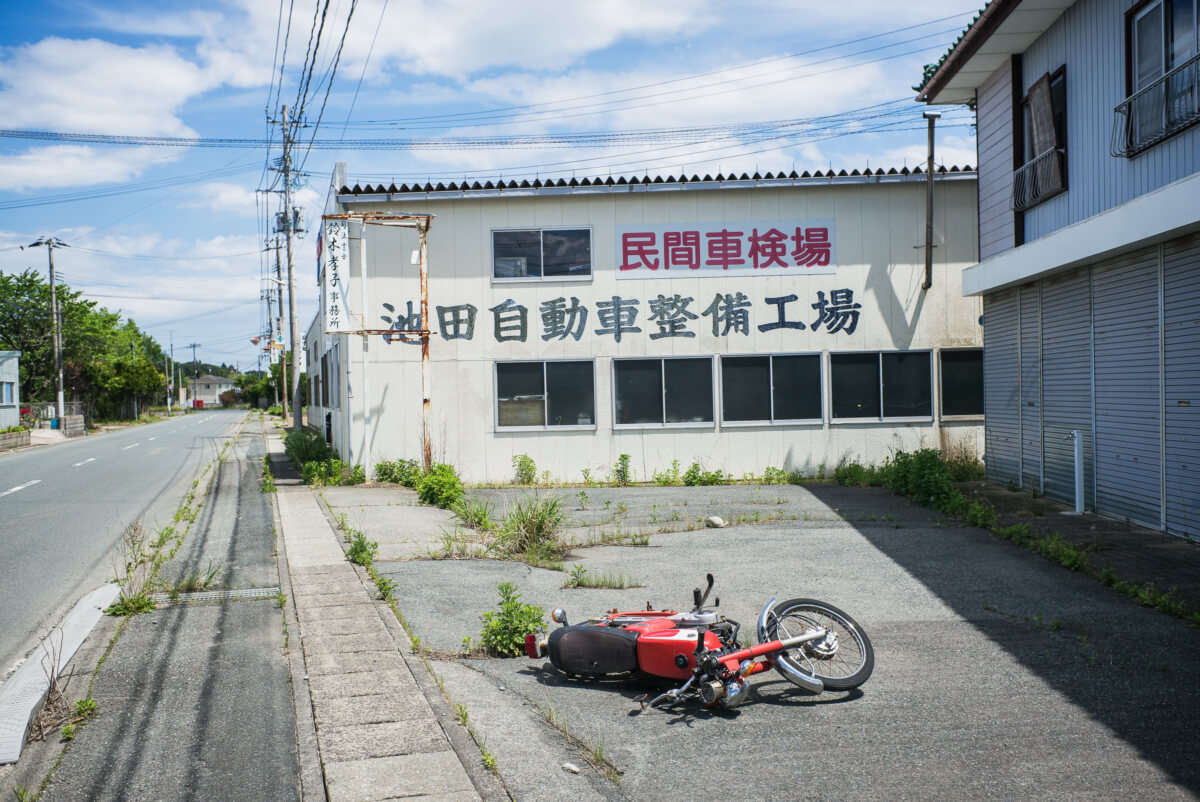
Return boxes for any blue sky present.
[0,0,979,373]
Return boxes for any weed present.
[454,702,469,726]
[562,565,643,589]
[73,698,97,718]
[683,462,726,486]
[612,454,632,486]
[512,454,537,485]
[653,459,683,486]
[346,531,379,567]
[165,561,224,596]
[283,427,332,468]
[615,501,628,515]
[105,593,156,616]
[374,575,398,601]
[540,470,552,486]
[580,468,594,487]
[575,490,591,510]
[1007,480,1020,492]
[451,496,495,531]
[481,747,498,774]
[833,460,882,487]
[418,464,465,508]
[479,581,545,657]
[274,592,288,609]
[13,788,33,802]
[302,459,366,487]
[374,458,422,486]
[60,723,76,741]
[496,493,566,559]
[260,460,277,493]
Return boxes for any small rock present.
[562,762,581,774]
[705,516,727,528]
[498,685,506,691]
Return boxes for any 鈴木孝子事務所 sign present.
[323,219,352,333]
[616,221,836,278]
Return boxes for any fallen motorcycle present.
[525,574,874,709]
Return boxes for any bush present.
[266,403,283,416]
[302,458,366,486]
[498,494,566,560]
[418,464,464,508]
[881,449,958,510]
[346,531,378,566]
[375,458,422,487]
[283,428,332,467]
[834,461,882,487]
[683,462,726,486]
[760,466,791,485]
[479,581,545,657]
[512,454,537,485]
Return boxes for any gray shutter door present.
[1093,248,1162,528]
[1041,269,1093,508]
[1164,233,1200,538]
[984,290,1020,484]
[1020,285,1042,490]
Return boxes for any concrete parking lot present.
[325,484,1200,801]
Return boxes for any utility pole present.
[26,236,68,422]
[275,236,289,420]
[922,110,940,291]
[281,105,303,431]
[187,342,200,408]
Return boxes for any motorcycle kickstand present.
[643,675,696,709]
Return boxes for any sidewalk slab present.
[323,752,477,802]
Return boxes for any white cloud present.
[0,145,181,192]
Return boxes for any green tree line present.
[0,269,166,421]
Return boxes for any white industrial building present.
[306,163,982,483]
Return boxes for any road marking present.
[73,458,97,467]
[0,480,40,497]
[123,443,139,450]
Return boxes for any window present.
[496,360,595,428]
[1014,69,1067,211]
[492,228,591,279]
[940,349,984,417]
[1,382,12,405]
[721,354,821,423]
[614,357,713,426]
[831,352,932,420]
[1118,0,1200,155]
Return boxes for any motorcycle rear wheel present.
[762,599,874,691]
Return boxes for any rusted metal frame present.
[419,219,431,471]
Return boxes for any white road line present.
[0,480,40,497]
[123,443,139,450]
[72,458,97,467]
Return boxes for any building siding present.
[1019,0,1200,244]
[1040,269,1094,508]
[977,61,1016,260]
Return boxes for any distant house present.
[188,374,235,408]
[916,0,1200,538]
[0,351,20,428]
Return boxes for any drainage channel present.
[148,587,281,607]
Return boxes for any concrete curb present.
[0,583,120,765]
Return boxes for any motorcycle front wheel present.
[762,599,874,691]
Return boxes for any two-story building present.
[188,374,235,408]
[306,162,984,484]
[917,0,1199,537]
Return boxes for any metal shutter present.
[1164,233,1200,538]
[983,290,1020,484]
[1093,248,1162,529]
[1020,285,1042,491]
[1040,269,1094,509]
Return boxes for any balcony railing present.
[1112,51,1200,157]
[1012,147,1066,212]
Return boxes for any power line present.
[0,160,259,209]
[298,0,358,174]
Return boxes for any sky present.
[0,0,981,375]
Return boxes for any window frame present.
[937,347,985,421]
[0,382,13,406]
[829,350,934,424]
[490,226,594,283]
[611,356,716,430]
[494,358,597,432]
[718,352,824,427]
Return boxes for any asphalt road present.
[0,410,245,678]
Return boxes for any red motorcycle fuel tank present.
[633,625,724,680]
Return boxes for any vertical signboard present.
[323,219,353,333]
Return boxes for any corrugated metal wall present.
[1040,269,1094,508]
[983,290,1020,483]
[976,61,1017,260]
[1164,234,1200,538]
[1092,248,1162,529]
[1019,285,1042,490]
